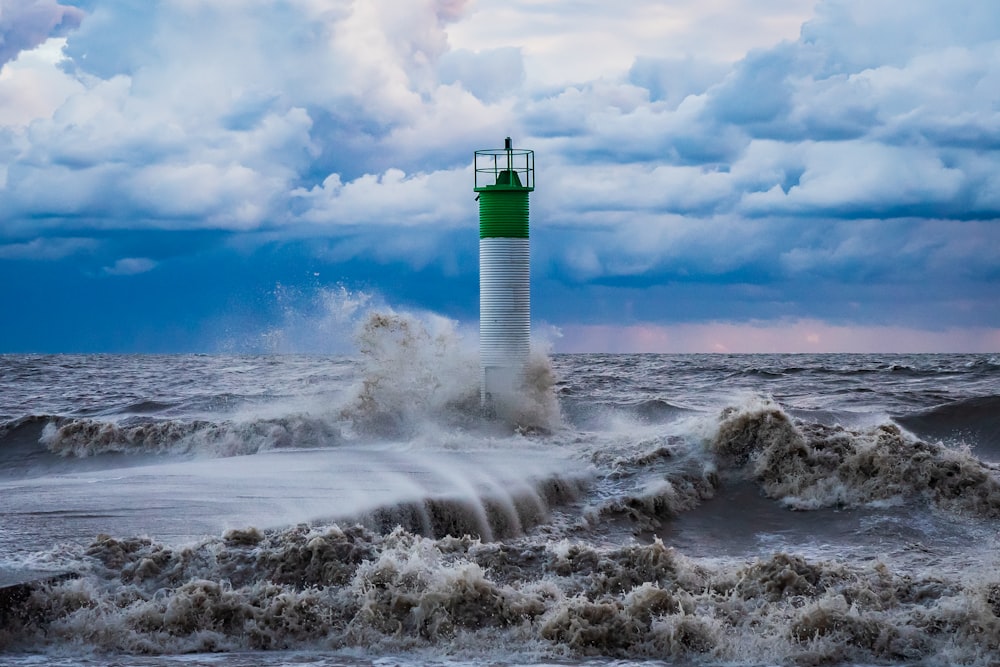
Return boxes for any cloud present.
[800,0,1000,71]
[6,0,995,235]
[102,257,156,275]
[0,236,97,259]
[437,47,524,103]
[0,0,83,67]
[1,0,998,351]
[628,56,729,109]
[0,0,496,231]
[291,166,470,228]
[737,142,971,219]
[446,0,815,86]
[0,37,82,127]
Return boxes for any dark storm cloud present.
[0,0,997,351]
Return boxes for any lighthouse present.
[475,137,534,409]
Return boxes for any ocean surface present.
[2,312,999,666]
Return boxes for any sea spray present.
[343,308,563,435]
[34,303,565,459]
[343,308,480,437]
[261,284,375,355]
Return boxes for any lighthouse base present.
[481,364,525,413]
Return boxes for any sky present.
[0,0,998,353]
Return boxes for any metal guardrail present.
[474,138,534,191]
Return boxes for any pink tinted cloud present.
[555,320,1000,353]
[0,0,84,67]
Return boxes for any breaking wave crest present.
[5,525,1000,664]
[709,397,1000,514]
[582,435,720,532]
[360,473,587,541]
[40,414,342,458]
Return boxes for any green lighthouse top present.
[474,137,534,193]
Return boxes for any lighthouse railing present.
[474,148,534,191]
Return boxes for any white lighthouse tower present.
[475,138,534,409]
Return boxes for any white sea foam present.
[6,524,1000,665]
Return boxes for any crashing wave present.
[340,309,563,436]
[40,414,342,458]
[709,397,1000,514]
[3,524,999,664]
[583,438,720,531]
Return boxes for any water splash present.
[262,284,376,355]
[27,290,567,460]
[342,307,563,436]
[251,284,565,433]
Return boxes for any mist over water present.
[1,303,999,666]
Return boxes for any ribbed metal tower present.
[475,137,535,408]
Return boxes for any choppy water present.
[1,311,999,666]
